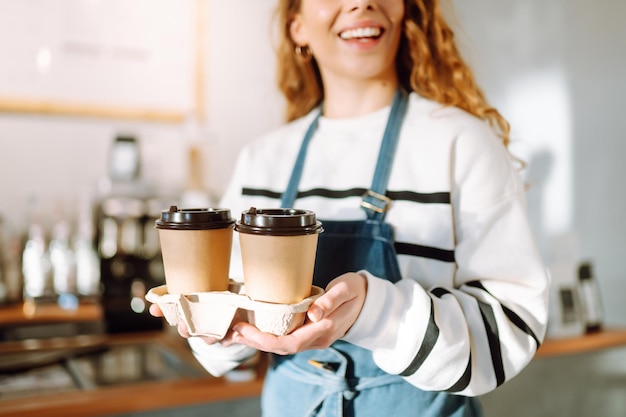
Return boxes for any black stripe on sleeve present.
[241,187,282,199]
[241,187,451,205]
[241,187,368,201]
[431,287,451,298]
[395,242,456,263]
[399,298,440,376]
[431,287,473,393]
[445,355,472,393]
[387,190,451,204]
[298,187,366,199]
[466,281,541,348]
[501,305,541,348]
[476,300,506,387]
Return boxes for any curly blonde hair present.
[274,0,510,146]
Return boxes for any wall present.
[0,0,283,230]
[0,1,624,326]
[452,0,626,326]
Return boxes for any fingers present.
[177,320,191,338]
[233,312,343,354]
[306,282,347,322]
[217,331,239,347]
[148,303,163,317]
[232,273,368,355]
[198,335,222,345]
[149,273,368,356]
[232,321,313,355]
[307,272,367,323]
[148,302,194,339]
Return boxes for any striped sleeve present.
[343,188,549,396]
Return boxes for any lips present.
[338,26,383,41]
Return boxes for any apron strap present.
[280,110,321,209]
[361,89,409,219]
[281,89,409,221]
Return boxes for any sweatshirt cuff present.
[188,337,257,377]
[341,271,403,351]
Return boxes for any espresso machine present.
[96,135,167,333]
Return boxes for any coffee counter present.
[2,302,626,417]
[0,329,266,417]
[0,302,266,417]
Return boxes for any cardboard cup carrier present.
[147,206,324,337]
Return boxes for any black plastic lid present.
[235,207,323,236]
[155,206,234,230]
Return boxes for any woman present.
[152,1,549,416]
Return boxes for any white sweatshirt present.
[189,92,549,397]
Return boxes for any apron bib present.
[262,90,481,417]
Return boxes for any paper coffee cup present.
[235,207,323,304]
[156,206,234,295]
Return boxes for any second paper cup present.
[235,207,323,304]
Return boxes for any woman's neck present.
[321,78,399,119]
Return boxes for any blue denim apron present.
[262,90,481,417]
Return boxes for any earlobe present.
[289,16,305,45]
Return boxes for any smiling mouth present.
[338,27,383,41]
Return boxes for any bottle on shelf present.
[578,261,603,333]
[48,211,78,309]
[22,215,52,302]
[74,191,101,300]
[545,233,585,339]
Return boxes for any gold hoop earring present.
[294,45,312,63]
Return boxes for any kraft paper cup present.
[156,206,234,294]
[235,207,323,304]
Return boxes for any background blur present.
[1,0,625,416]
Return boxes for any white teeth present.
[339,27,382,40]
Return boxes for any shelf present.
[536,328,626,358]
[0,302,103,327]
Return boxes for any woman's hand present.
[230,272,368,355]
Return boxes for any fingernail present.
[308,306,322,322]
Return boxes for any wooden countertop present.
[0,331,267,417]
[2,302,626,416]
[536,328,626,358]
[0,372,265,417]
[0,301,103,327]
[0,302,264,417]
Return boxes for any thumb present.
[306,278,349,322]
[307,303,325,322]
